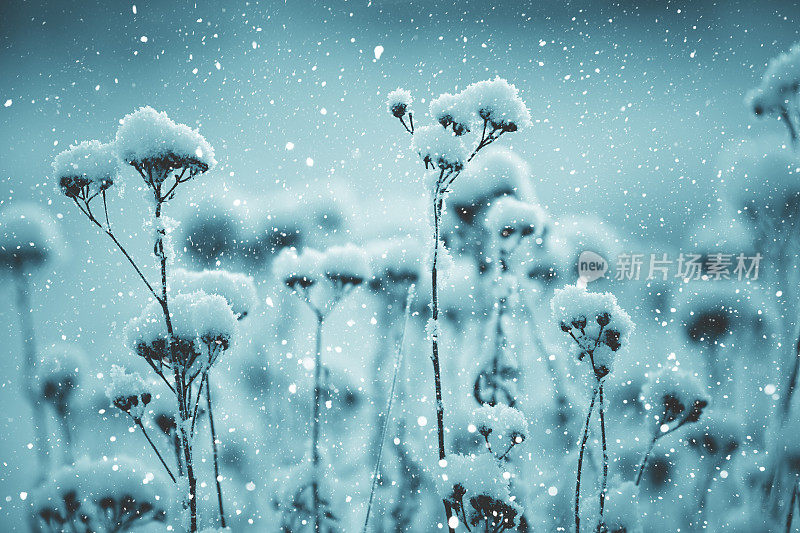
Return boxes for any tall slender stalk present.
[430,189,456,532]
[13,272,49,483]
[155,198,197,532]
[205,375,226,527]
[312,311,324,533]
[598,384,609,523]
[362,285,415,533]
[575,386,599,533]
[787,480,798,533]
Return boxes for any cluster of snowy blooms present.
[125,290,238,372]
[273,244,370,314]
[33,344,87,415]
[550,285,634,379]
[470,402,529,458]
[172,268,258,319]
[33,457,174,532]
[105,365,152,421]
[436,452,522,532]
[52,106,215,201]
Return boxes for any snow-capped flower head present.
[411,125,468,172]
[115,106,216,185]
[321,243,369,288]
[642,367,709,432]
[33,457,175,531]
[0,203,62,272]
[471,403,529,453]
[34,343,87,413]
[173,290,238,354]
[272,247,323,291]
[429,91,474,136]
[386,88,412,118]
[105,365,152,420]
[367,237,423,294]
[684,409,741,458]
[556,215,622,284]
[173,268,258,319]
[125,291,237,371]
[550,285,634,379]
[484,196,545,255]
[447,147,535,227]
[52,140,119,201]
[602,481,642,533]
[436,453,522,531]
[463,77,532,133]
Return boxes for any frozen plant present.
[747,43,800,145]
[55,106,217,532]
[273,243,368,532]
[386,77,529,530]
[33,457,175,532]
[34,343,87,462]
[105,365,176,483]
[470,403,528,462]
[436,452,523,532]
[636,367,709,486]
[172,267,257,526]
[1,203,62,481]
[474,197,545,407]
[551,284,634,533]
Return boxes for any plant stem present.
[635,432,658,486]
[431,191,456,533]
[205,374,226,528]
[598,384,609,523]
[362,285,415,533]
[13,272,49,483]
[787,480,798,533]
[135,419,177,483]
[155,198,197,532]
[312,312,324,533]
[576,385,599,533]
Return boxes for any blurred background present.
[3,0,800,530]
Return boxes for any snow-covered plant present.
[105,365,176,483]
[172,267,255,526]
[747,43,800,145]
[551,284,633,533]
[471,403,528,462]
[273,243,368,532]
[34,343,87,459]
[436,453,523,532]
[387,78,529,530]
[2,203,63,481]
[56,107,218,532]
[636,367,709,485]
[33,457,175,532]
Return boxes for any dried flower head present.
[34,343,87,414]
[551,285,634,379]
[412,125,468,172]
[386,88,412,118]
[642,367,709,433]
[105,365,152,420]
[52,140,119,201]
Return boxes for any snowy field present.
[2,1,800,531]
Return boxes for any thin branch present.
[575,385,599,533]
[135,419,177,483]
[362,284,415,533]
